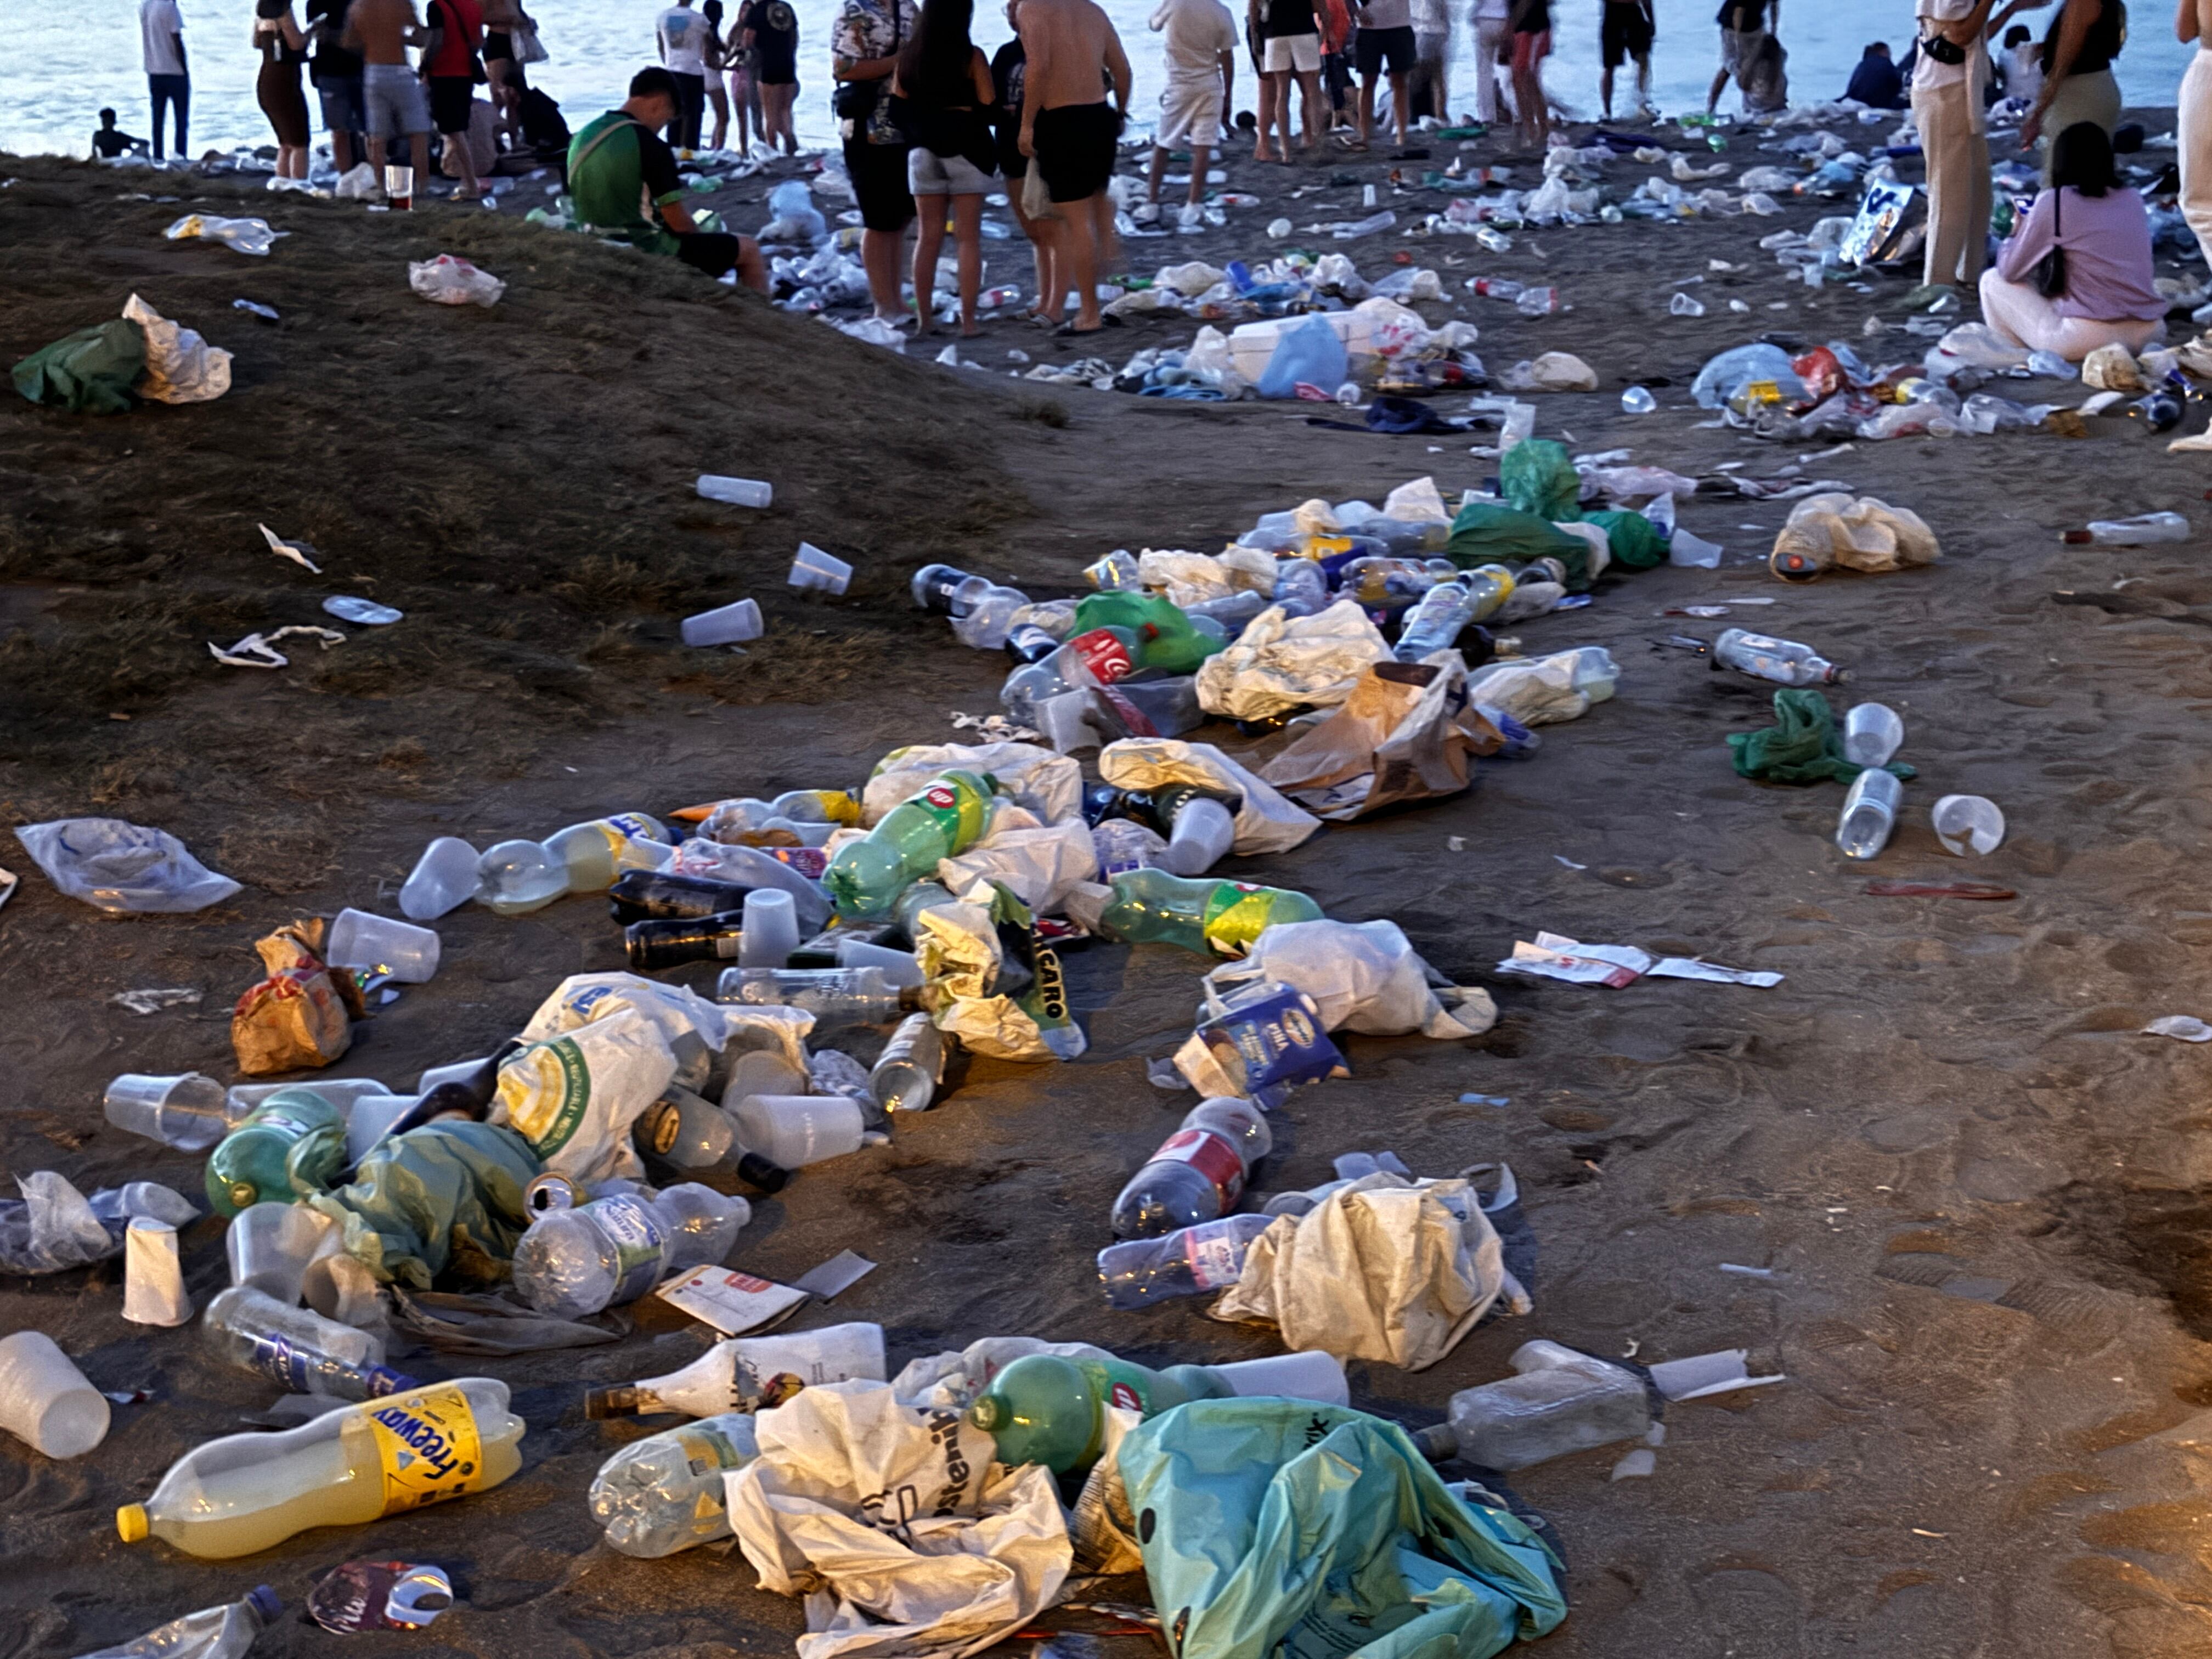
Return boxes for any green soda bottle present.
[1072,592,1227,675]
[204,1087,349,1217]
[823,771,997,919]
[964,1352,1230,1473]
[1066,868,1324,957]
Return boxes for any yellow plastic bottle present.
[117,1378,524,1559]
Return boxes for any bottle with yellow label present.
[117,1378,523,1559]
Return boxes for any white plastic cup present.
[738,888,800,968]
[1035,690,1097,754]
[399,837,481,921]
[721,1048,809,1107]
[226,1201,342,1304]
[123,1217,192,1328]
[1843,702,1905,768]
[0,1331,110,1458]
[789,542,853,595]
[835,938,924,988]
[697,475,774,507]
[1932,794,2006,856]
[228,1077,393,1123]
[326,907,441,983]
[1212,1350,1350,1406]
[104,1072,230,1152]
[383,163,414,206]
[303,1251,387,1329]
[681,598,765,647]
[732,1094,865,1167]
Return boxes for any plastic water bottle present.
[1414,1341,1650,1470]
[2063,512,2191,545]
[477,838,569,914]
[543,812,670,892]
[822,770,996,917]
[871,1012,944,1113]
[1109,1097,1273,1238]
[1712,627,1845,686]
[1085,549,1142,590]
[1064,870,1324,957]
[1835,768,1901,860]
[589,1413,760,1556]
[584,1322,888,1419]
[399,836,481,920]
[1393,579,1480,661]
[1271,557,1330,618]
[1181,590,1270,634]
[205,1089,349,1217]
[950,583,1030,650]
[510,1185,750,1319]
[117,1378,526,1558]
[1098,1212,1272,1307]
[74,1588,282,1659]
[696,475,773,507]
[714,964,916,1023]
[202,1285,418,1400]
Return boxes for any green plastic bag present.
[1118,1399,1566,1659]
[307,1119,540,1290]
[1499,438,1581,523]
[1074,591,1226,675]
[1728,688,1918,786]
[11,319,146,415]
[1583,509,1666,570]
[1444,503,1589,589]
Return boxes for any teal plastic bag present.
[1498,439,1580,523]
[1118,1399,1567,1659]
[11,319,146,415]
[1259,315,1347,400]
[1583,509,1666,571]
[307,1120,540,1290]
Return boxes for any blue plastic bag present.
[767,179,827,241]
[1258,315,1347,400]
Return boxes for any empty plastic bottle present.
[696,475,773,507]
[511,1184,751,1319]
[2062,512,2191,545]
[1712,627,1845,686]
[610,870,757,923]
[205,1089,348,1218]
[544,813,670,892]
[716,964,919,1024]
[1341,555,1458,610]
[638,1087,737,1168]
[1414,1341,1650,1470]
[1110,1097,1273,1238]
[74,1588,282,1659]
[1085,549,1142,590]
[1835,768,1901,860]
[822,770,996,917]
[589,1413,760,1556]
[1394,579,1481,660]
[399,836,481,921]
[1091,785,1240,877]
[118,1378,526,1558]
[911,563,991,614]
[202,1285,417,1400]
[1271,557,1330,618]
[1514,285,1560,316]
[624,911,746,970]
[871,1012,945,1113]
[477,839,569,915]
[1065,869,1324,957]
[1005,622,1061,663]
[586,1322,888,1419]
[1098,1212,1273,1307]
[950,583,1030,650]
[1001,628,1141,721]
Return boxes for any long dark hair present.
[2051,121,2117,196]
[899,0,977,105]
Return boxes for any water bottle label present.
[1154,1128,1246,1210]
[246,1332,314,1391]
[678,1425,753,1478]
[495,1037,593,1160]
[598,1195,669,1304]
[605,812,663,845]
[1182,1221,1250,1290]
[1066,629,1135,685]
[1200,883,1285,955]
[365,1384,486,1513]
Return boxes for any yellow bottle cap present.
[116,1504,149,1543]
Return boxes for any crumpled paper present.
[1195,599,1393,721]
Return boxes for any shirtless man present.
[345,0,433,192]
[1018,0,1131,335]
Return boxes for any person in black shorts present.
[1018,0,1131,334]
[741,0,800,152]
[834,0,919,322]
[1600,0,1652,119]
[1350,0,1414,148]
[991,12,1059,319]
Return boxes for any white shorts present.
[1262,32,1322,72]
[909,146,998,194]
[1156,75,1224,146]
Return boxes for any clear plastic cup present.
[681,599,764,647]
[738,888,799,968]
[347,1091,416,1164]
[384,163,414,208]
[399,836,481,921]
[325,908,441,983]
[720,1047,809,1107]
[0,1331,110,1458]
[696,475,773,507]
[123,1217,192,1328]
[835,938,924,988]
[226,1201,342,1304]
[1932,794,2006,856]
[731,1094,865,1168]
[788,542,853,594]
[1842,702,1905,768]
[104,1072,231,1152]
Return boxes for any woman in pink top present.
[1979,121,2168,359]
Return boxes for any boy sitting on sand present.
[91,109,150,159]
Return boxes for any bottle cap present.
[116,1503,149,1542]
[967,1395,1005,1432]
[245,1587,283,1624]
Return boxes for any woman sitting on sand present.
[1979,121,2166,361]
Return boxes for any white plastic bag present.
[1207,918,1496,1038]
[520,973,731,1093]
[1097,738,1322,855]
[14,819,241,914]
[863,743,1081,827]
[408,254,506,307]
[1463,648,1615,726]
[1380,476,1450,526]
[121,294,231,404]
[1194,599,1393,721]
[1502,351,1598,392]
[891,1336,1117,1409]
[163,214,283,256]
[333,161,380,199]
[726,1380,1071,1659]
[1769,492,1940,576]
[936,819,1099,916]
[493,1010,676,1184]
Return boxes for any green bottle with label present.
[823,770,997,919]
[204,1087,349,1217]
[964,1352,1231,1473]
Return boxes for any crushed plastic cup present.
[123,1217,192,1327]
[696,475,773,508]
[322,596,403,625]
[1842,702,1904,768]
[681,599,764,647]
[1932,794,2005,856]
[0,1330,110,1458]
[105,1072,232,1152]
[227,1201,342,1303]
[789,543,852,595]
[1621,386,1657,414]
[325,908,441,982]
[1668,528,1723,568]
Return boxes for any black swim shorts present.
[1032,101,1123,204]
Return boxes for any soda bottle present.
[870,1011,944,1113]
[1001,628,1141,722]
[714,965,919,1023]
[623,911,747,970]
[510,1184,751,1319]
[910,563,991,614]
[822,770,997,918]
[117,1378,526,1558]
[609,870,757,923]
[1072,592,1227,674]
[589,1412,760,1556]
[1064,868,1324,957]
[1005,622,1061,664]
[1413,1341,1649,1471]
[1393,579,1480,659]
[1098,1212,1273,1308]
[75,1588,282,1659]
[1342,556,1458,610]
[202,1285,419,1400]
[1110,1097,1272,1238]
[1711,627,1846,686]
[543,812,670,893]
[204,1089,349,1218]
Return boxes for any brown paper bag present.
[1257,658,1502,821]
[231,918,360,1075]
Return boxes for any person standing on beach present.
[2017,0,2126,161]
[568,67,770,286]
[992,3,1062,318]
[1140,0,1236,225]
[2178,0,2212,267]
[1469,0,1510,125]
[1250,0,1322,159]
[1506,0,1548,150]
[1351,0,1418,150]
[422,0,486,199]
[1910,0,1993,302]
[834,0,920,323]
[702,0,733,149]
[658,0,711,148]
[1600,0,1653,120]
[1018,0,1131,336]
[140,0,190,162]
[347,0,434,189]
[896,0,999,334]
[253,0,313,180]
[306,0,366,172]
[478,0,533,148]
[741,0,801,153]
[1407,0,1451,123]
[1706,0,1776,116]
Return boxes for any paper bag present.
[1258,658,1503,820]
[231,918,359,1075]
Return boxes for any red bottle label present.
[1154,1128,1246,1210]
[1067,629,1135,686]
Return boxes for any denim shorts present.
[909,146,997,195]
[315,73,365,133]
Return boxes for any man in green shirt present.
[567,67,768,288]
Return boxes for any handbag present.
[511,22,549,64]
[1921,30,1966,65]
[2032,187,2068,298]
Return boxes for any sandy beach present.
[8,98,2212,1659]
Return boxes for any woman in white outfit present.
[2180,0,2212,268]
[1910,0,1995,303]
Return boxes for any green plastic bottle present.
[1067,868,1324,957]
[965,1353,1231,1473]
[823,771,997,919]
[1072,592,1227,675]
[204,1088,349,1218]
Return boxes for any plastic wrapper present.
[121,294,231,404]
[915,882,1082,1062]
[1258,659,1502,820]
[1097,738,1321,855]
[232,919,360,1075]
[1499,351,1597,392]
[1194,599,1392,721]
[492,1010,676,1184]
[163,213,283,255]
[408,255,506,307]
[2081,341,2146,392]
[0,1172,198,1276]
[936,819,1099,916]
[1463,648,1617,727]
[520,973,730,1094]
[15,818,241,913]
[308,1121,540,1291]
[1769,492,1940,578]
[1206,918,1497,1039]
[864,742,1080,827]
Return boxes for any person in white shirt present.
[141,0,191,161]
[658,0,710,148]
[1141,0,1237,224]
[1469,0,1510,126]
[1910,0,1995,302]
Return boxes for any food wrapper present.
[231,918,362,1075]
[915,882,1084,1062]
